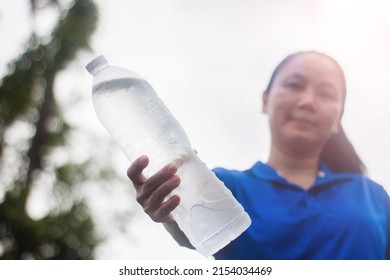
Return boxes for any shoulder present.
[363,177,390,207]
[349,174,390,197]
[343,173,390,212]
[212,164,257,190]
[323,164,389,198]
[212,167,246,188]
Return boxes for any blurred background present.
[0,0,389,259]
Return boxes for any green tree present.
[0,0,123,259]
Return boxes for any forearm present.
[163,220,194,249]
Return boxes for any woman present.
[127,51,390,259]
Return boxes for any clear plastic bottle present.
[85,55,251,256]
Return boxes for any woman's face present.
[263,53,345,153]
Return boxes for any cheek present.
[320,103,343,130]
[267,101,286,123]
[266,100,295,135]
[266,91,289,113]
[267,95,296,121]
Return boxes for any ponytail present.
[320,127,366,174]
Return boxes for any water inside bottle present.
[92,77,191,174]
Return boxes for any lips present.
[289,117,316,127]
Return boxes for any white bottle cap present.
[85,55,108,74]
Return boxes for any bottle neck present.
[86,55,110,76]
[90,62,109,76]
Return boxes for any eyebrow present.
[284,73,338,90]
[284,73,305,81]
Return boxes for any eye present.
[285,81,303,91]
[319,90,337,100]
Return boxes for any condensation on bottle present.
[86,55,251,256]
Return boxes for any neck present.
[267,142,321,189]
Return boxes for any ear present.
[262,91,269,114]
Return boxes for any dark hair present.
[264,51,366,174]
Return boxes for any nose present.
[297,88,316,111]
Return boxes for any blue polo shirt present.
[212,162,390,260]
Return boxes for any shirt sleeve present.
[212,167,237,194]
[379,186,390,260]
[385,191,390,260]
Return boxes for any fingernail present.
[139,155,148,165]
[167,163,177,173]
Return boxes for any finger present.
[137,164,180,203]
[127,155,149,186]
[151,195,181,223]
[142,163,177,198]
[147,175,181,207]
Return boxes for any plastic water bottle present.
[85,55,251,256]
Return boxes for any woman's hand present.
[127,155,194,249]
[127,155,181,223]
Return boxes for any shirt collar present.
[250,161,357,186]
[251,161,281,181]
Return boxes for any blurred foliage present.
[0,0,121,259]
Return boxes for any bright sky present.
[1,0,390,259]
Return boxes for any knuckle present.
[159,207,169,218]
[150,214,160,223]
[127,166,137,179]
[143,179,153,189]
[172,175,181,186]
[148,211,161,223]
[131,182,140,190]
[135,192,146,204]
[150,190,163,202]
[143,205,153,215]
